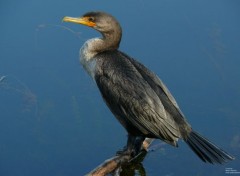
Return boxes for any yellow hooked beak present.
[62,16,96,27]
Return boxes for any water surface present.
[0,0,239,175]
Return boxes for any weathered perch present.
[86,138,154,176]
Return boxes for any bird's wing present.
[94,51,180,145]
[120,52,187,125]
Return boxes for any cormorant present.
[63,11,234,164]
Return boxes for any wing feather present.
[121,52,189,129]
[94,51,181,145]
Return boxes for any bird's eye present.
[88,17,94,22]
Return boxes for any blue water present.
[0,0,239,175]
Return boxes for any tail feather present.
[185,130,234,164]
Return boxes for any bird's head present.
[63,11,121,35]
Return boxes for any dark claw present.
[116,146,134,156]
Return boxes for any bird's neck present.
[87,28,122,53]
[101,31,122,50]
[79,30,122,78]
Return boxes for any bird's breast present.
[80,40,98,79]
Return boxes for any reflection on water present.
[0,75,38,118]
[204,23,228,81]
[120,162,146,176]
[71,95,82,125]
[0,1,239,175]
[231,135,240,150]
[34,24,83,50]
[119,142,167,176]
[36,24,81,38]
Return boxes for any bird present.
[63,11,234,164]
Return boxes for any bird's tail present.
[184,130,234,164]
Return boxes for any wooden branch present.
[85,138,154,176]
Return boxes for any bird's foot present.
[116,135,145,157]
[116,146,129,155]
[116,146,138,157]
